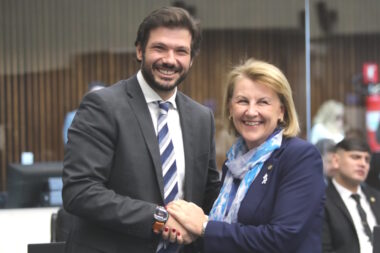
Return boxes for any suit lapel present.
[176,93,194,201]
[327,183,355,224]
[125,77,164,201]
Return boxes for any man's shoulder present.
[176,91,212,114]
[92,76,137,100]
[107,76,137,92]
[362,183,380,198]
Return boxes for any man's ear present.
[331,153,339,170]
[136,44,143,61]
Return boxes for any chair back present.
[28,242,65,253]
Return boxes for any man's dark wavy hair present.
[336,138,371,154]
[135,6,201,60]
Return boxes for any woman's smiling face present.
[229,76,284,150]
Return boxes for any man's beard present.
[141,56,189,92]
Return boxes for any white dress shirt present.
[137,71,185,200]
[333,179,376,253]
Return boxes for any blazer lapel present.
[125,77,164,201]
[241,156,278,216]
[176,93,194,201]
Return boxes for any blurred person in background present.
[315,138,339,183]
[310,100,345,144]
[62,81,106,144]
[322,138,380,253]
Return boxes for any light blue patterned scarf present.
[209,129,283,223]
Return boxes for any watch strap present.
[153,221,165,233]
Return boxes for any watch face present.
[154,206,169,222]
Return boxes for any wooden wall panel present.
[3,29,380,191]
[0,28,305,191]
[310,34,380,130]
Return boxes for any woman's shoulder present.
[282,136,315,150]
[279,137,321,161]
[276,137,323,176]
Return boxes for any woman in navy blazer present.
[167,59,325,253]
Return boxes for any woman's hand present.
[160,215,196,245]
[166,200,207,236]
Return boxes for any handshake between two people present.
[154,200,209,245]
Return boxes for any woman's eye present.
[237,100,248,104]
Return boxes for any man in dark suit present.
[62,6,221,253]
[323,138,380,253]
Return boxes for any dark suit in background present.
[323,182,380,253]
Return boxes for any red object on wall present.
[366,94,380,152]
[363,63,378,84]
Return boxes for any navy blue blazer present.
[203,137,326,253]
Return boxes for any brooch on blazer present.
[262,173,268,184]
[261,164,273,184]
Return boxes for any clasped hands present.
[154,200,208,245]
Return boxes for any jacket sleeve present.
[203,139,326,253]
[202,109,222,214]
[62,91,157,239]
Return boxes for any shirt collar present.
[137,70,177,108]
[332,178,364,200]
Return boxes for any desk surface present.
[0,207,59,253]
[8,162,63,177]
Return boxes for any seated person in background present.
[166,59,325,253]
[322,138,380,253]
[310,99,345,144]
[345,128,366,140]
[315,138,339,182]
[62,81,106,144]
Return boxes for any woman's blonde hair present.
[223,58,300,137]
[313,100,344,125]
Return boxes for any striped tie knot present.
[159,101,170,113]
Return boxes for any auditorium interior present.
[1,0,380,252]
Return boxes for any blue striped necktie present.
[156,101,179,253]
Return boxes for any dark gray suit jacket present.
[322,181,380,253]
[62,75,221,253]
